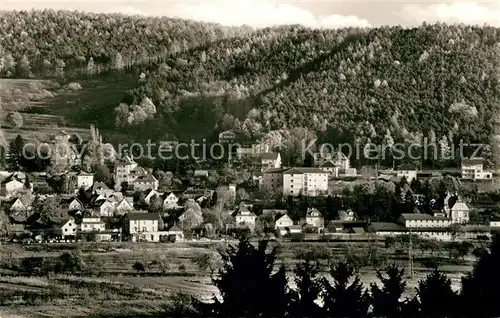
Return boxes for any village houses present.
[234,206,257,230]
[396,163,417,182]
[80,211,106,233]
[261,153,281,170]
[461,157,492,180]
[75,171,94,190]
[304,208,325,228]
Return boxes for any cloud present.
[4,0,371,28]
[397,1,500,26]
[166,0,371,28]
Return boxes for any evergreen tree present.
[289,259,323,318]
[461,234,500,316]
[8,134,25,170]
[416,268,459,317]
[207,237,290,318]
[370,263,407,318]
[321,260,369,318]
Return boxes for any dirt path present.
[0,282,45,293]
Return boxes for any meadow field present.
[0,240,477,317]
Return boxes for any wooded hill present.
[2,11,500,163]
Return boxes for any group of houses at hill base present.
[0,129,497,244]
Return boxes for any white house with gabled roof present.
[320,160,339,177]
[305,208,324,228]
[396,163,417,182]
[261,153,281,170]
[163,192,180,210]
[145,189,164,205]
[76,171,94,190]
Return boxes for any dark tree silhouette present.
[321,260,369,318]
[8,134,25,170]
[416,267,459,317]
[461,235,500,317]
[370,263,407,318]
[207,237,290,318]
[289,259,323,318]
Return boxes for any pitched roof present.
[400,213,450,221]
[398,163,416,171]
[169,224,183,232]
[164,134,179,142]
[261,153,279,160]
[371,222,407,232]
[134,174,157,183]
[283,167,325,174]
[235,209,256,217]
[275,213,292,222]
[320,160,338,168]
[263,168,287,174]
[78,171,93,177]
[307,208,323,217]
[93,182,110,190]
[126,213,160,221]
[117,155,136,165]
[462,158,484,165]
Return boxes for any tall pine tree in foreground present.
[321,260,369,318]
[370,263,407,318]
[208,237,290,318]
[289,259,323,318]
[415,267,459,317]
[461,234,500,317]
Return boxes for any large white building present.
[283,168,329,197]
[398,213,451,228]
[114,154,138,190]
[461,158,492,180]
[262,167,329,197]
[444,192,470,224]
[396,164,417,182]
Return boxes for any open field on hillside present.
[0,240,477,317]
[0,75,138,144]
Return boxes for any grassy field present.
[0,240,478,317]
[0,74,138,144]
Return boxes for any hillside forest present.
[1,11,500,168]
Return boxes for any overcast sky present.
[2,0,500,28]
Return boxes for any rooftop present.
[261,153,279,160]
[398,163,416,171]
[127,213,160,221]
[371,222,407,232]
[283,167,325,174]
[462,158,484,165]
[169,224,183,232]
[400,213,450,221]
[320,160,338,168]
[134,174,157,183]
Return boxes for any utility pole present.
[408,229,414,278]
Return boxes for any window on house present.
[134,227,137,232]
[142,227,146,232]
[151,235,154,241]
[64,229,68,232]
